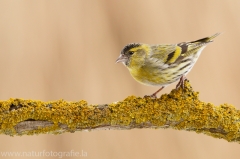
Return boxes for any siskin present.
[116,33,220,98]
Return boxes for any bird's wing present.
[149,44,178,65]
[149,33,220,65]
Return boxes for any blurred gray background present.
[0,0,240,159]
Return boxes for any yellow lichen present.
[0,81,239,143]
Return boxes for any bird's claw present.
[144,94,157,99]
[143,86,165,99]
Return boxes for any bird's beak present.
[116,54,128,63]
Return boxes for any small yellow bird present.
[116,33,220,98]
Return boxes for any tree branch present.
[0,80,239,143]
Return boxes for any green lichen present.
[0,81,240,143]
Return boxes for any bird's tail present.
[207,32,221,41]
[181,33,221,57]
[192,32,221,43]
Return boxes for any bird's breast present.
[128,65,168,86]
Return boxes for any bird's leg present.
[176,75,186,90]
[144,86,165,98]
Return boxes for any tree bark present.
[0,80,239,143]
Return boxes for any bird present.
[116,33,220,98]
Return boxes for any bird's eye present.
[129,51,134,55]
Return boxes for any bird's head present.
[116,43,150,69]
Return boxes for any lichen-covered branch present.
[0,81,239,143]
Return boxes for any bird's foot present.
[144,94,158,99]
[144,86,165,99]
[176,76,187,90]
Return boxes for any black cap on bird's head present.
[116,43,140,66]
